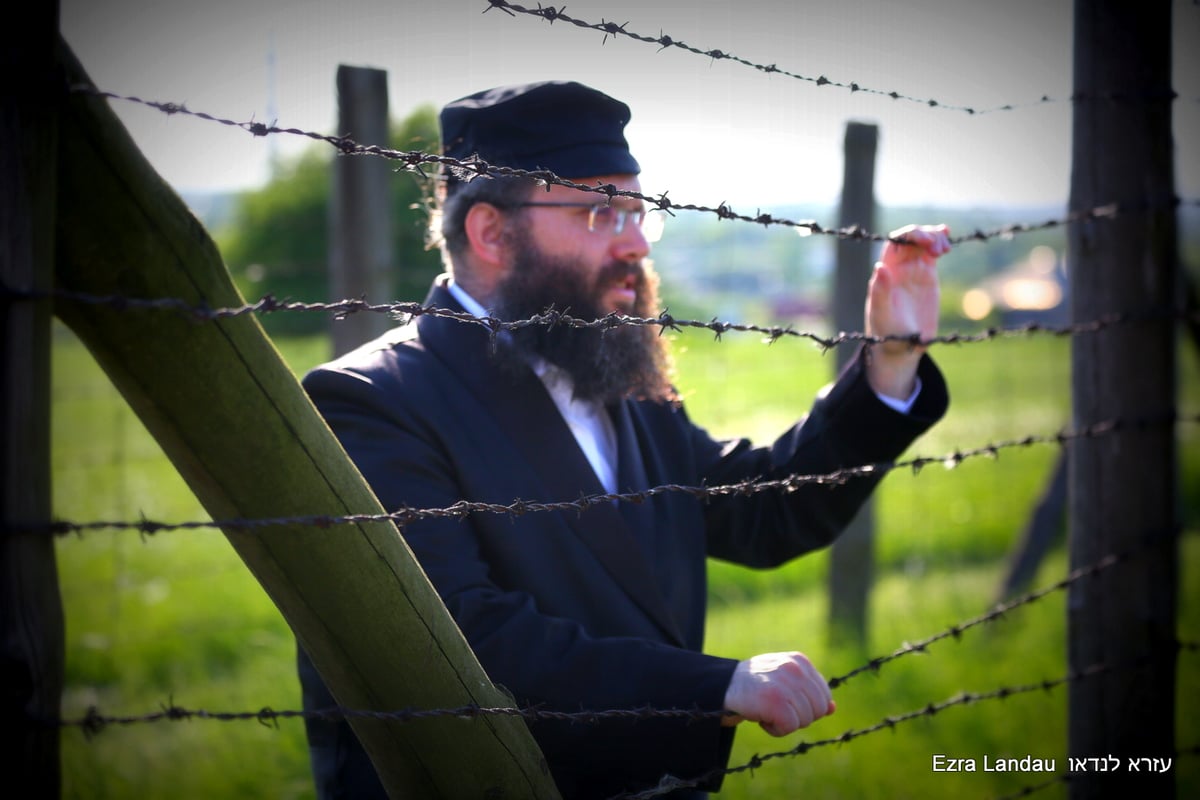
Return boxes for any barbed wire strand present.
[30,412,1194,538]
[55,701,728,738]
[483,1,1186,116]
[829,523,1183,688]
[65,85,1196,244]
[7,284,1198,355]
[829,516,1192,689]
[53,659,1128,741]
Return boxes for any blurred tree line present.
[217,105,444,337]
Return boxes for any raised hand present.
[863,223,952,400]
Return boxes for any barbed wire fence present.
[12,2,1198,798]
[35,120,1197,798]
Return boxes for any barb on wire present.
[66,85,1191,244]
[612,663,1121,799]
[484,1,1182,115]
[11,283,1198,353]
[31,412,1194,537]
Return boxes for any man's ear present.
[463,202,510,271]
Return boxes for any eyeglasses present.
[504,201,667,243]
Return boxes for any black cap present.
[439,81,640,182]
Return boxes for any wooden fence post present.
[52,39,558,799]
[1067,2,1178,797]
[828,121,878,651]
[330,65,394,357]
[1,2,63,794]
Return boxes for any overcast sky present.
[61,0,1199,210]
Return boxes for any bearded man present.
[297,80,951,799]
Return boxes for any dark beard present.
[490,230,675,405]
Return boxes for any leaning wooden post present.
[827,121,878,651]
[330,65,394,357]
[1,2,63,794]
[1067,2,1178,797]
[52,38,558,799]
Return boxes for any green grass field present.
[51,319,1199,799]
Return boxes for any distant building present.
[961,245,1068,326]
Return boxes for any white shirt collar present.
[445,277,490,320]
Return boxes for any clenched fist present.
[722,651,836,736]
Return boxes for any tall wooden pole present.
[828,121,878,651]
[1067,2,1178,798]
[1,1,63,794]
[330,65,394,357]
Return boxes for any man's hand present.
[722,651,836,736]
[863,224,952,401]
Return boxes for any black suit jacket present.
[298,277,948,799]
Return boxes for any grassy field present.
[50,317,1199,799]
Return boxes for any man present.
[297,80,950,799]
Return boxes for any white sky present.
[61,0,1200,210]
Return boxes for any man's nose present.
[610,218,651,263]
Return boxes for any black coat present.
[297,277,948,799]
